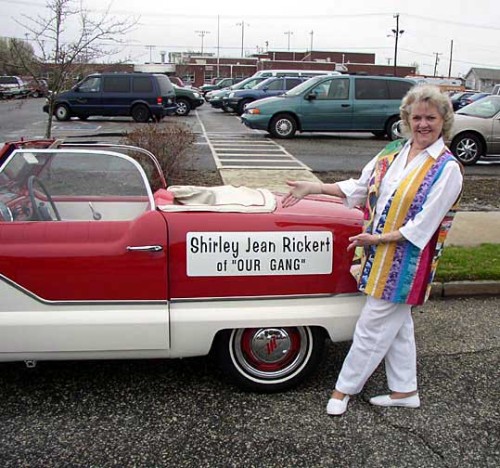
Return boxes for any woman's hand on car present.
[281,181,322,208]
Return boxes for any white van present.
[252,69,341,79]
[0,76,29,98]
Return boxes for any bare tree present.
[17,0,138,137]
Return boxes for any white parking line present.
[195,111,310,170]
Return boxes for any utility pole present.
[217,16,220,77]
[236,21,249,57]
[390,13,404,76]
[195,30,210,55]
[448,40,454,78]
[309,30,314,54]
[284,30,294,51]
[433,52,442,76]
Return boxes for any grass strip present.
[436,243,500,282]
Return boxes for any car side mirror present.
[263,86,269,91]
[306,93,317,100]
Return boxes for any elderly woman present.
[282,85,463,416]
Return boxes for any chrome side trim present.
[0,274,168,306]
[169,291,363,304]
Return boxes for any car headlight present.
[194,92,201,98]
[247,108,261,115]
[228,92,235,98]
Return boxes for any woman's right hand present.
[281,180,322,208]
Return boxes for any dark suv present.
[43,73,177,122]
[225,76,309,115]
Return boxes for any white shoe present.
[326,395,350,416]
[369,393,420,408]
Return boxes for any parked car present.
[200,77,244,96]
[241,75,415,139]
[225,76,309,115]
[206,76,268,110]
[448,95,500,165]
[172,84,204,116]
[0,76,29,98]
[457,92,490,109]
[450,91,477,111]
[42,73,177,122]
[27,78,49,98]
[0,139,364,392]
[252,69,340,79]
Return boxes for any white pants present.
[335,295,417,395]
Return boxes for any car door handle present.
[341,104,351,107]
[127,245,163,252]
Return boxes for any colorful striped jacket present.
[353,139,461,305]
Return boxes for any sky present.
[2,0,500,77]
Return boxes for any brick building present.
[170,49,415,86]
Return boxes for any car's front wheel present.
[131,104,151,123]
[269,114,297,139]
[217,326,325,392]
[236,99,253,115]
[451,132,484,165]
[54,104,71,121]
[175,98,191,116]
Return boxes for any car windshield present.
[254,78,278,90]
[284,76,325,96]
[237,78,264,90]
[1,150,150,195]
[456,96,500,118]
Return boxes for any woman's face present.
[409,101,444,149]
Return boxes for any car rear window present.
[132,76,154,93]
[0,76,19,85]
[154,75,173,94]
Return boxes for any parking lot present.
[0,297,498,467]
[1,98,499,176]
[0,97,499,467]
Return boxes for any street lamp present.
[284,30,293,51]
[389,13,404,76]
[236,21,249,58]
[195,30,210,55]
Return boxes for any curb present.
[430,280,500,299]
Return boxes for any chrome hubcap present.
[231,327,309,380]
[456,138,478,162]
[276,119,292,136]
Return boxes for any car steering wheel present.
[27,175,62,221]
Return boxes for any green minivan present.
[240,75,415,139]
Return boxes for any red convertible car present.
[0,139,364,391]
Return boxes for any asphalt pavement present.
[0,104,498,467]
[0,296,498,467]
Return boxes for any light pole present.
[309,30,314,53]
[236,21,249,58]
[389,13,404,76]
[146,45,155,63]
[284,30,293,51]
[195,30,210,55]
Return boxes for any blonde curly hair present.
[399,85,454,139]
